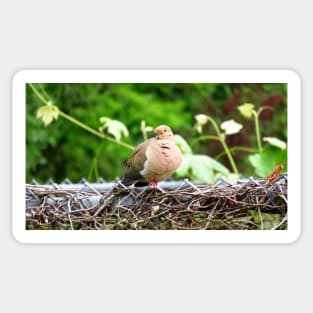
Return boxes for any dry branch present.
[26,175,287,230]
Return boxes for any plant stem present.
[87,142,107,181]
[141,121,148,141]
[28,83,135,151]
[190,135,220,147]
[142,130,147,141]
[220,136,239,175]
[206,116,239,175]
[206,116,221,136]
[28,83,50,104]
[39,83,51,101]
[88,158,98,182]
[215,146,258,160]
[253,111,262,152]
[59,111,134,150]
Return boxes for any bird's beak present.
[155,133,160,139]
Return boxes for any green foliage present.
[174,134,231,183]
[193,114,242,175]
[248,210,282,230]
[27,83,193,182]
[248,147,287,177]
[174,135,192,154]
[177,154,231,183]
[26,83,287,183]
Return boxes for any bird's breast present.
[140,139,182,180]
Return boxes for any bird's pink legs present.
[148,180,158,189]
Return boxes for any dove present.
[121,125,183,188]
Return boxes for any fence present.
[26,175,288,230]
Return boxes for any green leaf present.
[237,103,255,119]
[220,119,243,135]
[36,103,59,126]
[99,117,129,141]
[248,210,282,229]
[248,147,287,177]
[175,154,230,183]
[174,134,192,155]
[263,137,287,150]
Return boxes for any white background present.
[1,0,311,312]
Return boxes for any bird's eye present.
[164,128,167,132]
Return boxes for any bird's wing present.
[121,140,150,185]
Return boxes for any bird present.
[121,125,183,188]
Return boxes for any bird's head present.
[154,125,174,140]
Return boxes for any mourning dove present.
[121,125,183,187]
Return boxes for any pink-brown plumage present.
[121,125,182,187]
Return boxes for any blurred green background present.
[26,83,287,183]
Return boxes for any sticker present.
[12,70,301,243]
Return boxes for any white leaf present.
[99,117,129,141]
[194,114,209,133]
[36,104,59,126]
[195,114,209,125]
[220,119,243,135]
[263,137,287,150]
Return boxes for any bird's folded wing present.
[121,140,150,184]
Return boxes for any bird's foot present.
[148,180,158,189]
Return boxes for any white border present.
[12,70,301,244]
